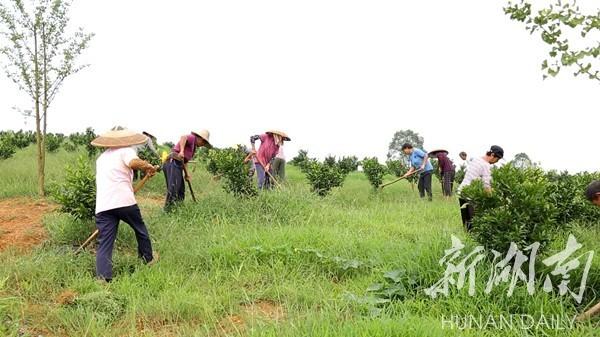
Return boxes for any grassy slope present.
[0,148,598,337]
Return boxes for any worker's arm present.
[419,151,429,171]
[129,158,157,176]
[177,135,187,158]
[402,166,415,178]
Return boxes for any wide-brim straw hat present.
[192,129,212,147]
[428,149,449,157]
[91,129,148,148]
[267,130,291,141]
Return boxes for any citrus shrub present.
[0,139,16,160]
[546,170,600,225]
[45,133,64,153]
[304,159,347,196]
[50,156,96,221]
[362,157,386,190]
[290,149,311,171]
[206,146,257,197]
[337,156,359,174]
[460,164,558,253]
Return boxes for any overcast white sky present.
[1,0,599,172]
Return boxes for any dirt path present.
[0,197,54,252]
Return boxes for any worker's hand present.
[185,174,192,182]
[178,151,185,159]
[145,165,157,177]
[265,163,271,172]
[251,150,257,155]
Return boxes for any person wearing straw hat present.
[91,128,158,282]
[429,149,455,198]
[163,130,211,210]
[249,130,291,189]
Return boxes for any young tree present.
[387,129,424,161]
[505,0,600,82]
[0,0,93,196]
[512,152,533,169]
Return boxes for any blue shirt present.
[410,149,433,172]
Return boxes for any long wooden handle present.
[379,169,423,189]
[251,154,282,188]
[577,301,600,321]
[187,180,197,202]
[380,176,407,189]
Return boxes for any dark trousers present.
[418,171,433,201]
[255,163,272,190]
[163,159,185,210]
[459,198,474,231]
[442,170,455,197]
[95,204,153,280]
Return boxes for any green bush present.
[0,130,35,149]
[0,139,16,160]
[45,133,63,153]
[460,164,558,253]
[207,146,257,197]
[50,156,96,221]
[137,146,161,167]
[546,170,600,225]
[386,159,406,177]
[290,149,310,170]
[304,160,346,196]
[83,128,98,158]
[362,157,387,190]
[63,141,78,152]
[324,155,337,167]
[338,156,359,174]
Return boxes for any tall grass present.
[0,148,598,336]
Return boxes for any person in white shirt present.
[91,128,158,282]
[272,145,286,181]
[457,145,504,231]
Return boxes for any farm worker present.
[456,145,504,231]
[429,149,455,198]
[163,130,211,210]
[272,144,286,181]
[585,181,600,207]
[132,131,160,180]
[91,128,158,282]
[400,143,434,201]
[249,130,291,189]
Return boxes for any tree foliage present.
[387,130,424,161]
[50,156,96,221]
[0,0,93,195]
[460,164,558,253]
[206,146,258,197]
[337,156,359,174]
[511,152,533,169]
[362,157,387,190]
[505,0,600,82]
[304,160,347,196]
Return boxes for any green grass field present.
[0,147,598,336]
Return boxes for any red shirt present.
[172,134,197,163]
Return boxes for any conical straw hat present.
[266,130,291,141]
[192,129,211,147]
[91,129,148,148]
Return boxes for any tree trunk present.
[33,25,44,197]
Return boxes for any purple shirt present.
[436,153,454,173]
[172,134,197,163]
[251,133,279,165]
